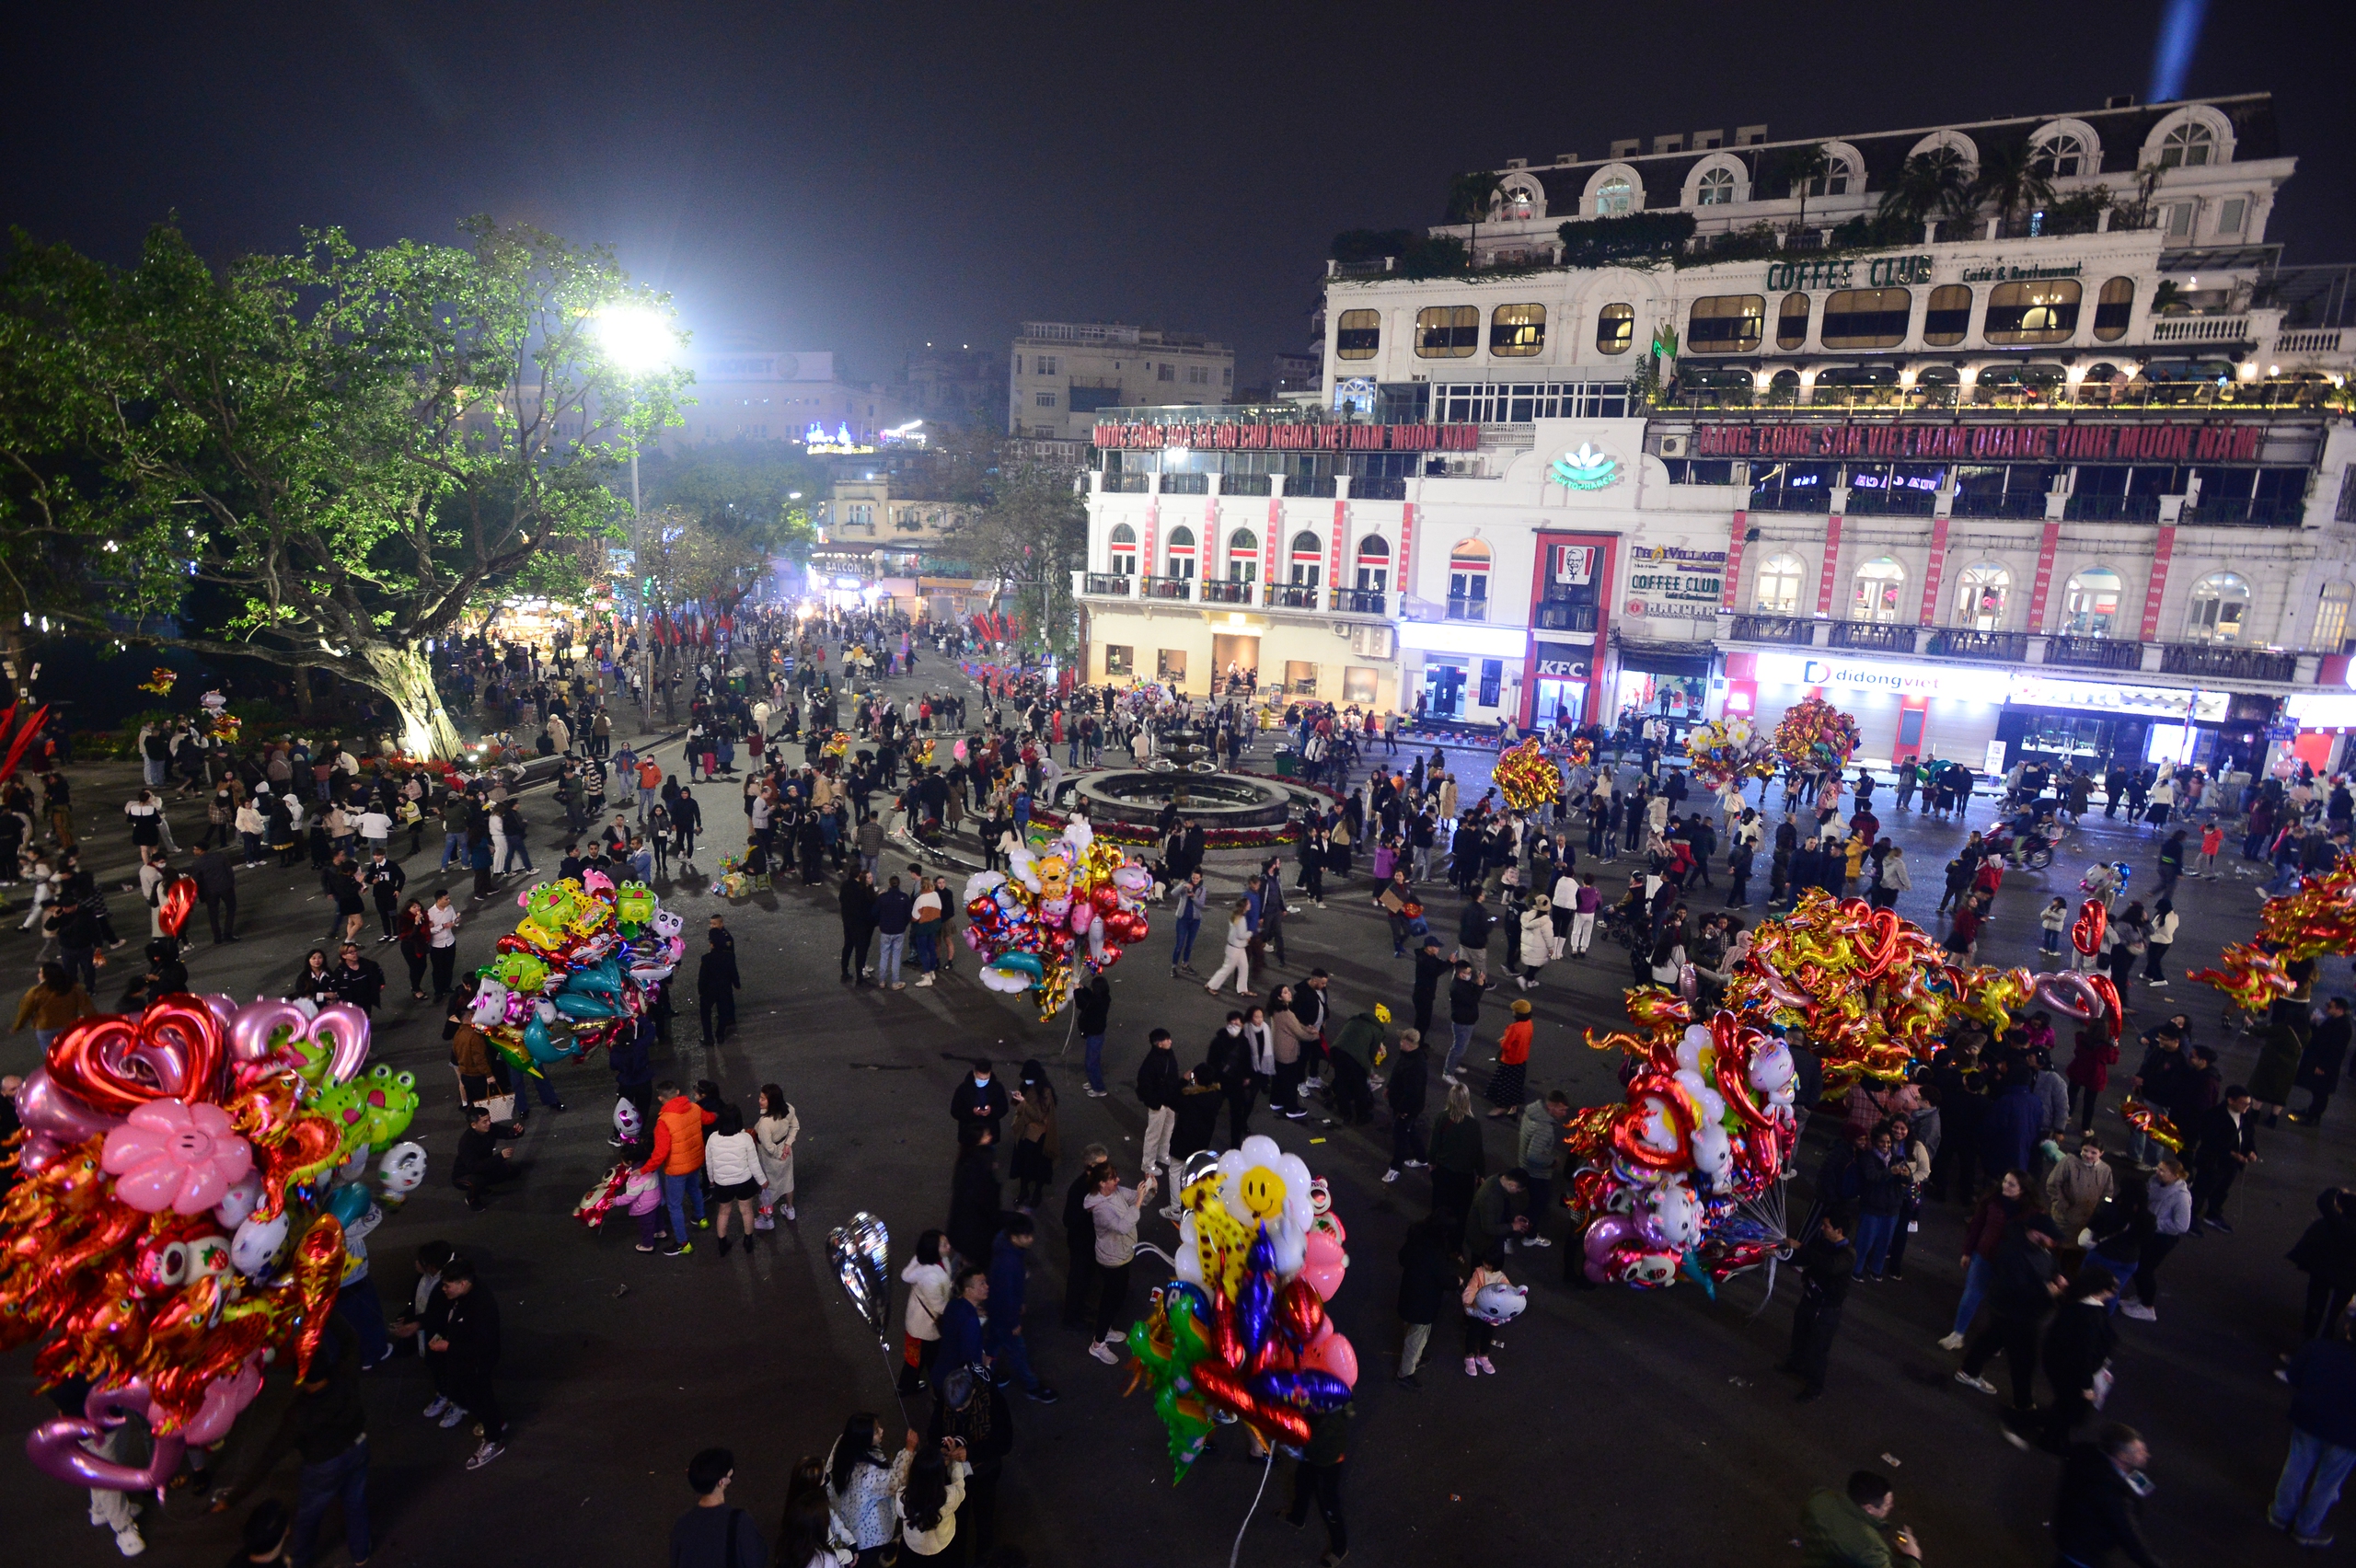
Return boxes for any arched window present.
[2158,121,2213,168]
[1807,156,1854,197]
[2031,133,2085,178]
[1851,556,1906,623]
[1951,562,2011,629]
[1765,367,1802,405]
[1163,525,1195,580]
[1500,186,1535,221]
[2185,571,2252,644]
[1226,528,1259,582]
[1354,534,1391,594]
[1776,293,1810,351]
[1753,551,1807,614]
[1594,178,1634,216]
[1696,167,1737,206]
[2061,568,2123,637]
[1288,529,1323,587]
[2093,277,2134,342]
[1108,522,1137,575]
[1448,540,1491,617]
[1596,303,1634,355]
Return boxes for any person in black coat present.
[2051,1424,2162,1568]
[697,925,741,1045]
[1384,1030,1430,1180]
[2290,1188,2356,1339]
[950,1060,1012,1147]
[837,870,876,984]
[947,1134,1003,1267]
[2038,1267,2119,1452]
[1061,1141,1109,1331]
[1393,1216,1460,1387]
[121,939,190,1010]
[329,943,387,1016]
[2189,1087,2258,1232]
[429,1258,506,1463]
[2293,997,2355,1124]
[1411,937,1448,1035]
[1075,976,1114,1095]
[1203,1015,1256,1147]
[191,843,239,943]
[1959,1215,2063,1416]
[1783,1206,1855,1401]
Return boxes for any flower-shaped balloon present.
[101,1101,255,1215]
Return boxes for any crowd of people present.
[10,600,2356,1565]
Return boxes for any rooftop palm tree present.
[1876,146,1975,231]
[1445,170,1509,270]
[1968,140,2057,235]
[1778,142,1831,236]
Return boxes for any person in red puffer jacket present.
[640,1079,716,1256]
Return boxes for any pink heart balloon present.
[24,1384,187,1493]
[306,1003,373,1083]
[181,1355,267,1447]
[1295,1323,1358,1389]
[14,1066,125,1147]
[229,999,309,1065]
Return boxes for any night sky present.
[6,3,2350,389]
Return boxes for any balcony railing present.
[1842,488,1937,516]
[1329,587,1387,615]
[1198,579,1254,605]
[2046,635,2145,671]
[2182,497,2305,527]
[1536,601,1599,633]
[1748,489,1833,513]
[1926,628,2027,662]
[1354,476,1408,502]
[1161,472,1209,495]
[1139,575,1194,601]
[2063,494,2164,524]
[1081,572,1134,597]
[1291,475,1339,498]
[1221,473,1273,496]
[1728,613,1815,645]
[1102,472,1149,494]
[2160,643,2299,682]
[1829,620,1912,651]
[1950,492,2053,520]
[2149,315,2250,344]
[1263,583,1321,610]
[1445,595,1489,622]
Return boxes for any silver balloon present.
[827,1212,893,1348]
[1178,1147,1222,1193]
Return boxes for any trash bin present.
[1274,748,1298,778]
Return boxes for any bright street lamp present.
[597,303,679,731]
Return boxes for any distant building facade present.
[1011,322,1235,441]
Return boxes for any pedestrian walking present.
[2273,1313,2356,1547]
[1784,1207,1855,1401]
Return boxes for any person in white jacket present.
[1517,895,1555,991]
[899,1230,953,1395]
[1203,902,1255,997]
[892,1437,970,1559]
[1871,842,1911,911]
[702,1103,764,1253]
[754,1084,799,1225]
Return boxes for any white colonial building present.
[1075,93,2356,777]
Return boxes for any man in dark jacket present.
[1783,1205,1855,1401]
[950,1059,1012,1147]
[329,942,387,1016]
[1456,892,1497,985]
[837,870,876,984]
[1137,1031,1183,1201]
[218,1317,372,1565]
[697,924,741,1044]
[607,1017,656,1148]
[2189,1085,2258,1233]
[984,1217,1057,1401]
[1384,1030,1430,1181]
[191,843,239,943]
[1979,1065,2044,1178]
[1411,936,1449,1035]
[1445,962,1484,1084]
[363,847,406,940]
[429,1258,505,1469]
[1959,1216,2062,1418]
[451,1106,516,1211]
[2294,997,2354,1124]
[1203,1014,1257,1147]
[1061,1139,1109,1331]
[2275,1313,2356,1543]
[1394,1216,1458,1386]
[2052,1424,2163,1567]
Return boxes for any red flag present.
[0,704,49,781]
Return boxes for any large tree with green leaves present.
[942,442,1086,651]
[0,215,686,756]
[639,439,826,569]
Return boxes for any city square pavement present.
[0,680,2341,1567]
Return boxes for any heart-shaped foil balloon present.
[157,876,198,938]
[48,997,225,1116]
[827,1211,893,1348]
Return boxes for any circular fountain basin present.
[1072,768,1306,829]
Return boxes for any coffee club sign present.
[1692,419,2265,462]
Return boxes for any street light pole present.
[632,446,653,736]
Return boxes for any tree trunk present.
[358,642,465,760]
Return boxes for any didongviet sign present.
[1091,421,1479,452]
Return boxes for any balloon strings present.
[1230,1442,1275,1568]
